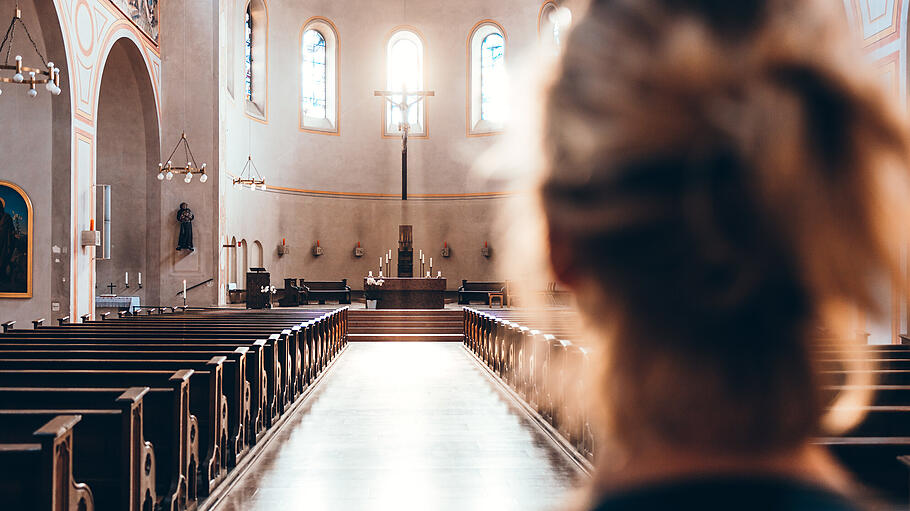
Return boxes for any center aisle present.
[211,342,583,511]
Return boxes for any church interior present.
[4,0,910,509]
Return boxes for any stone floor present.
[210,342,583,511]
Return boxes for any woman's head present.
[540,0,910,457]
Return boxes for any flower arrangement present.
[365,276,384,301]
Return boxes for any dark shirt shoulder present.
[591,476,860,511]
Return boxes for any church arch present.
[384,27,427,137]
[252,240,263,268]
[239,239,249,280]
[94,37,162,307]
[467,20,507,136]
[300,17,339,134]
[244,0,269,122]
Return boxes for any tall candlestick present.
[183,280,187,297]
[138,272,142,286]
[125,272,128,286]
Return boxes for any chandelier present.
[0,4,61,97]
[157,132,208,183]
[233,155,266,190]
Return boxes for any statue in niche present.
[176,202,195,252]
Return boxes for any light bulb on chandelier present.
[232,154,267,192]
[1,6,64,99]
[155,132,208,184]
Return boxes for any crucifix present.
[106,282,116,295]
[374,85,435,200]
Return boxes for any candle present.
[437,271,442,278]
[426,271,430,278]
[138,272,142,286]
[380,257,383,268]
[125,272,128,286]
[429,258,433,267]
[369,271,373,277]
[183,279,187,297]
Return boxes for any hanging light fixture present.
[157,0,208,184]
[232,155,266,191]
[0,3,62,98]
[157,132,208,183]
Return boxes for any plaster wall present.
[218,0,579,294]
[0,0,70,326]
[159,0,220,306]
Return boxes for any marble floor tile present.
[212,342,584,511]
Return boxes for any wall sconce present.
[278,238,290,257]
[354,241,364,257]
[441,241,450,258]
[312,240,324,256]
[81,219,101,247]
[481,241,491,258]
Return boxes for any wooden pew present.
[300,279,352,304]
[0,307,349,508]
[0,359,223,498]
[0,369,210,500]
[458,280,508,305]
[0,387,154,511]
[0,414,95,511]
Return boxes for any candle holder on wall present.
[312,240,324,256]
[481,241,491,258]
[354,241,364,257]
[441,242,451,258]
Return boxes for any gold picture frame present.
[0,180,33,298]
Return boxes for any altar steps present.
[348,309,464,342]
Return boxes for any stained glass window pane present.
[301,29,327,119]
[244,5,253,100]
[480,33,504,123]
[388,37,421,129]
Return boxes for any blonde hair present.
[540,0,910,456]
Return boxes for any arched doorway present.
[94,38,161,308]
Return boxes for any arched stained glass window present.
[480,33,505,123]
[539,2,571,55]
[388,36,422,129]
[301,29,327,119]
[244,4,253,100]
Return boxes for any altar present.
[95,295,140,313]
[367,278,446,309]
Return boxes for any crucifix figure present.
[374,85,435,200]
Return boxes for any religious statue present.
[373,84,435,200]
[176,202,195,251]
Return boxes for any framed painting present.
[0,181,33,298]
[109,0,159,45]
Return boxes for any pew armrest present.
[80,314,91,323]
[1,320,14,333]
[56,316,70,326]
[32,414,82,439]
[31,318,44,329]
